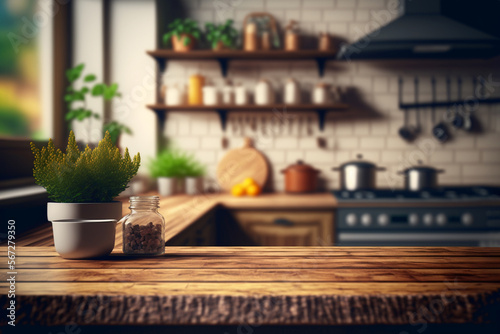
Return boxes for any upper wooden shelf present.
[147,103,348,131]
[146,50,338,77]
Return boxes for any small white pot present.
[47,202,122,259]
[185,177,203,195]
[158,177,185,196]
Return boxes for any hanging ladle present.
[398,77,417,142]
[451,77,464,129]
[432,78,451,142]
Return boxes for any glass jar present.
[121,196,165,255]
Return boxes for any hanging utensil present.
[414,77,421,137]
[239,116,245,136]
[306,116,313,136]
[451,77,464,129]
[398,77,416,142]
[432,78,450,142]
[463,77,480,132]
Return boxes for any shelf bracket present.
[157,58,167,73]
[316,109,327,132]
[316,58,327,77]
[216,109,228,131]
[155,110,167,152]
[217,58,229,77]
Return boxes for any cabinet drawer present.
[231,211,334,246]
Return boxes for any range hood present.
[337,0,500,60]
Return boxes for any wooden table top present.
[1,246,499,326]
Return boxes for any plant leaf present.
[84,74,96,82]
[92,84,105,96]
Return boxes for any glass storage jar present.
[121,196,165,255]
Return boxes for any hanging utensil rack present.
[398,76,500,110]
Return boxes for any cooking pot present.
[398,161,444,191]
[281,160,320,193]
[332,154,386,191]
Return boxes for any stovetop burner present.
[333,186,500,202]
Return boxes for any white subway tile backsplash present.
[267,0,301,8]
[286,150,305,163]
[195,150,217,164]
[476,135,500,149]
[305,150,335,163]
[358,0,385,9]
[336,0,357,8]
[301,9,323,21]
[455,150,480,163]
[482,150,500,163]
[264,150,286,164]
[360,137,385,149]
[463,165,499,177]
[428,150,454,163]
[335,137,359,149]
[201,137,223,149]
[175,137,200,150]
[324,9,355,22]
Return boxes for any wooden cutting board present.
[216,137,269,191]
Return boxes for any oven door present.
[336,231,500,247]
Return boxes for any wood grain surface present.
[216,137,269,191]
[0,246,499,326]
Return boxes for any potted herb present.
[31,131,140,259]
[149,148,205,196]
[184,156,206,195]
[163,18,201,52]
[65,63,131,146]
[205,19,239,50]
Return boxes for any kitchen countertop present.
[14,193,338,247]
[1,246,499,326]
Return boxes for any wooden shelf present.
[146,50,338,77]
[147,103,348,132]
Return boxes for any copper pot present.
[281,160,320,193]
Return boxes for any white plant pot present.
[185,177,203,195]
[158,177,185,196]
[47,202,122,259]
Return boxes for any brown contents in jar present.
[124,222,163,254]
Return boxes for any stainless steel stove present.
[333,187,500,247]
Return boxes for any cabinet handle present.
[273,218,294,226]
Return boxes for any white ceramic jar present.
[255,80,274,105]
[222,85,234,104]
[202,85,219,105]
[235,84,248,105]
[284,78,300,104]
[165,84,182,105]
[312,83,330,104]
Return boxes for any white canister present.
[222,85,234,104]
[255,80,274,105]
[312,83,330,104]
[185,177,203,195]
[165,85,182,106]
[202,85,219,105]
[284,78,300,104]
[234,84,248,105]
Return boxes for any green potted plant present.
[65,63,132,146]
[163,18,201,52]
[184,156,206,195]
[31,131,140,259]
[205,19,239,50]
[149,148,205,196]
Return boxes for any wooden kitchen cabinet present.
[220,210,334,246]
[166,208,217,246]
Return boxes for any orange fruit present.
[242,177,256,188]
[231,184,246,196]
[246,184,261,196]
